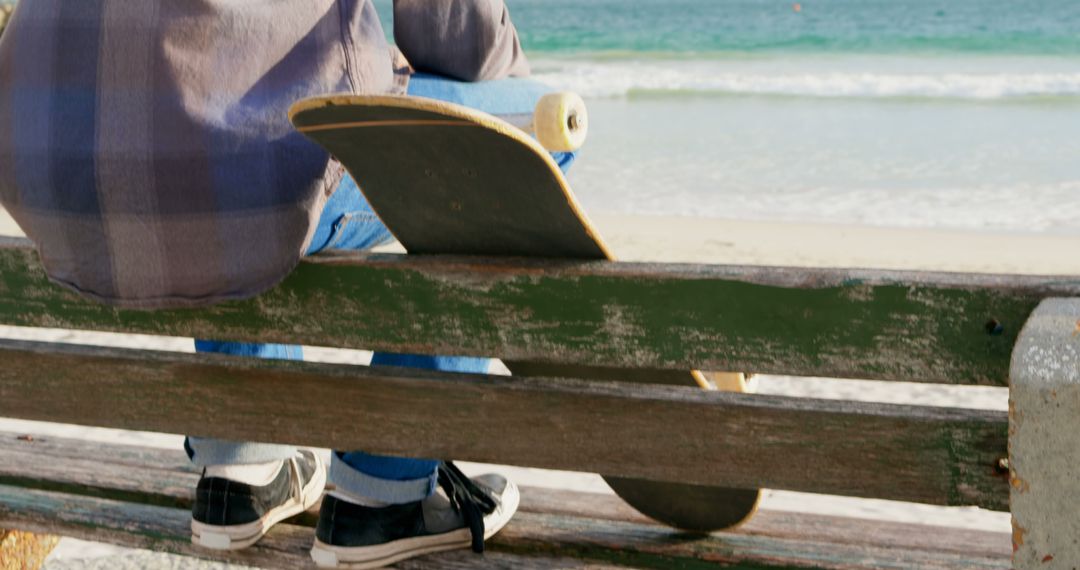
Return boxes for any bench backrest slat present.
[3,238,1076,385]
[0,338,1008,511]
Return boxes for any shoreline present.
[591,213,1080,274]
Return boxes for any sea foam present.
[534,58,1080,101]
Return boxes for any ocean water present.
[4,1,1072,233]
[380,0,1080,234]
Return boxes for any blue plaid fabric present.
[0,0,527,308]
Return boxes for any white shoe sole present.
[309,480,520,569]
[191,453,327,551]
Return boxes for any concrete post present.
[1010,298,1080,568]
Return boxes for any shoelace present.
[437,461,497,553]
[288,453,304,502]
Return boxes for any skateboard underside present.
[291,94,761,531]
[291,95,608,259]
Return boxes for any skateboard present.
[290,93,761,532]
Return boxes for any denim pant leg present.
[187,175,488,503]
[186,343,306,466]
[190,76,580,500]
[183,178,372,467]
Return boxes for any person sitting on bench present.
[0,1,537,566]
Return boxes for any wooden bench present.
[0,234,1076,568]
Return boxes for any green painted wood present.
[0,339,1009,510]
[2,238,1077,385]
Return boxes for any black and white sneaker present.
[309,462,519,569]
[191,449,327,550]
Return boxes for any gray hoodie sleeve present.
[393,0,530,81]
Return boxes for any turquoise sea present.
[382,0,1080,57]
[380,0,1080,233]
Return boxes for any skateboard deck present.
[290,94,760,532]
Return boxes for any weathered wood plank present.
[2,238,1076,385]
[495,512,1010,570]
[0,339,1009,509]
[0,430,1012,561]
[0,483,1009,570]
[525,490,1012,563]
[1,484,319,569]
[0,446,197,510]
[0,432,194,472]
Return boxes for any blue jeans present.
[187,75,576,504]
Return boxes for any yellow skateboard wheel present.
[533,92,588,152]
[706,371,749,392]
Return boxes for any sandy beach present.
[593,213,1080,274]
[7,207,1080,273]
[4,206,1071,567]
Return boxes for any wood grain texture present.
[0,482,1009,570]
[0,340,1008,509]
[0,445,197,511]
[0,429,1011,561]
[502,363,762,531]
[0,430,1013,567]
[3,238,1076,385]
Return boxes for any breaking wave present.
[534,61,1080,101]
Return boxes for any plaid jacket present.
[0,0,527,308]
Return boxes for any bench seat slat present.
[3,238,1076,385]
[0,483,1011,570]
[0,429,1015,563]
[0,430,1012,570]
[0,446,196,511]
[0,339,1009,510]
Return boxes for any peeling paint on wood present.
[3,238,1077,385]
